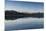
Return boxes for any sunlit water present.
[5,17,44,30]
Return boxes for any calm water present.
[5,17,44,30]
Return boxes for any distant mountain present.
[5,10,44,20]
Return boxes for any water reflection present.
[5,17,44,30]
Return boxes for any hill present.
[5,10,44,20]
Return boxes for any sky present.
[6,0,44,2]
[5,0,44,13]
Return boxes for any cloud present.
[14,8,43,13]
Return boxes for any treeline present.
[5,10,44,20]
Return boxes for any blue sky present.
[5,0,44,13]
